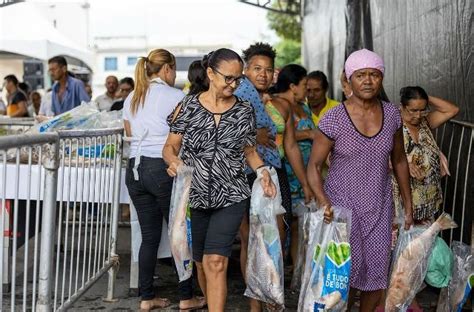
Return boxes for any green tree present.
[274,40,301,68]
[266,1,302,67]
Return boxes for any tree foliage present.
[267,2,302,42]
[266,1,302,67]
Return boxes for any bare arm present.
[391,128,413,229]
[307,130,333,207]
[426,95,459,129]
[163,133,183,177]
[294,129,316,141]
[124,120,131,137]
[283,108,314,202]
[245,145,276,198]
[10,101,27,117]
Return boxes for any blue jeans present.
[126,156,193,301]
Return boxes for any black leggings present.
[126,157,193,301]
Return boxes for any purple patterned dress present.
[318,101,402,291]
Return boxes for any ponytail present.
[130,49,176,115]
[131,57,149,114]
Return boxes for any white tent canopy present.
[0,2,93,69]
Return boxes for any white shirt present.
[95,94,116,112]
[39,91,54,116]
[123,78,185,158]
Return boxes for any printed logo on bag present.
[321,241,351,300]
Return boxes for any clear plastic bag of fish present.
[168,165,194,282]
[436,241,473,312]
[385,213,457,312]
[28,102,98,133]
[244,167,285,309]
[298,206,351,312]
[290,201,317,291]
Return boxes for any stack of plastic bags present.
[168,165,194,282]
[436,241,473,312]
[244,167,285,310]
[385,213,457,311]
[298,206,351,311]
[28,102,122,133]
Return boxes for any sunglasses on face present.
[211,67,243,86]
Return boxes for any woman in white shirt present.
[123,49,205,311]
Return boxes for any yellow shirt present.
[311,97,340,126]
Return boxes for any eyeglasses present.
[211,67,243,85]
[404,107,429,116]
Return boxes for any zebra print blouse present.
[169,94,257,210]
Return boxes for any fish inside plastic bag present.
[28,102,123,133]
[436,241,474,312]
[168,165,194,282]
[385,213,457,312]
[290,201,316,291]
[244,167,285,309]
[298,206,351,312]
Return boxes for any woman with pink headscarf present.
[307,49,414,310]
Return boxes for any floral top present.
[234,77,281,169]
[169,94,256,210]
[392,118,442,220]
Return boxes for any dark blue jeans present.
[126,156,193,301]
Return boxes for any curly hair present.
[242,42,276,65]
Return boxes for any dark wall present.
[303,0,474,122]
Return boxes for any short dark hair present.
[307,70,329,90]
[275,64,307,93]
[4,74,19,86]
[18,82,30,94]
[48,56,68,67]
[119,77,135,89]
[242,42,276,65]
[400,86,429,107]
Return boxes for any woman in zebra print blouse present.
[164,48,277,311]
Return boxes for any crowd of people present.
[1,42,459,311]
[1,55,135,120]
[122,42,459,312]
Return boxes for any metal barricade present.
[0,117,35,135]
[0,127,123,312]
[0,132,59,312]
[435,119,473,248]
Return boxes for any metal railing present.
[0,117,35,135]
[435,119,473,248]
[0,128,123,311]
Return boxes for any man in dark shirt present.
[3,75,28,117]
[110,77,134,111]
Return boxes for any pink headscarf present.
[345,49,385,80]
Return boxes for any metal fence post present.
[36,139,59,312]
[104,135,122,302]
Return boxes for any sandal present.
[179,296,207,311]
[140,297,171,311]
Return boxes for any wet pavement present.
[72,227,467,311]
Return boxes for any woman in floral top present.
[393,86,459,222]
[163,48,276,311]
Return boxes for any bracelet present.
[255,164,265,171]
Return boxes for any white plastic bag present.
[168,165,194,282]
[244,167,285,309]
[436,241,473,312]
[290,201,316,291]
[386,213,457,312]
[298,207,351,311]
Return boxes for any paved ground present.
[71,227,468,311]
